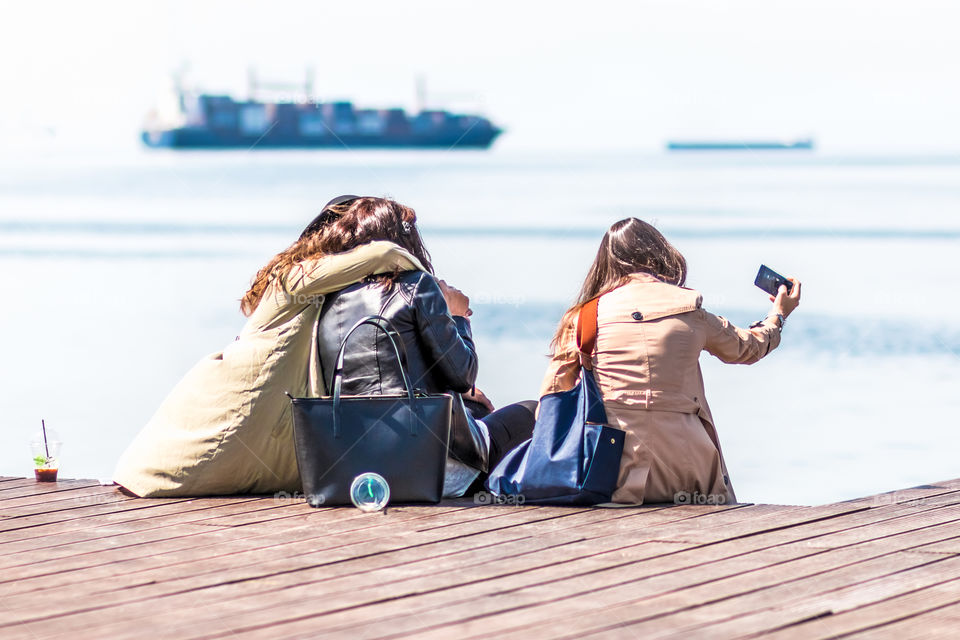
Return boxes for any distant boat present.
[666,138,814,151]
[142,73,502,150]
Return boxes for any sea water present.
[2,148,958,505]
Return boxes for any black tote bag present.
[288,316,452,507]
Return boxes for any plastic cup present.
[31,430,62,483]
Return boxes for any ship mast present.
[416,75,427,113]
[305,66,315,102]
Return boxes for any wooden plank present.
[0,499,292,575]
[0,479,48,491]
[690,556,960,640]
[221,499,960,639]
[0,508,736,636]
[854,599,960,640]
[8,504,853,639]
[842,477,960,507]
[0,484,127,510]
[0,492,201,534]
[0,504,605,627]
[507,513,960,640]
[0,479,955,640]
[0,496,266,550]
[440,499,960,639]
[758,577,960,639]
[0,478,102,497]
[0,502,474,591]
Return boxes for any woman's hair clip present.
[401,220,413,235]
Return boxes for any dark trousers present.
[464,399,537,495]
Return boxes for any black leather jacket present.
[317,270,487,471]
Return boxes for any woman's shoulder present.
[385,270,440,306]
[607,275,704,320]
[393,269,436,290]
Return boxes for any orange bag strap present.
[575,297,600,370]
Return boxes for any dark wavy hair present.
[241,197,433,316]
[551,217,687,351]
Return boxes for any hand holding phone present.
[754,265,793,297]
[755,264,802,319]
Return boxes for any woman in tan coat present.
[542,218,801,504]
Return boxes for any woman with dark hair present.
[305,196,536,496]
[542,218,801,504]
[115,195,534,498]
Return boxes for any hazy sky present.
[2,0,960,152]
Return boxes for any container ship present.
[666,138,814,151]
[142,76,502,150]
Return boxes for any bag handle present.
[331,315,418,438]
[575,297,600,370]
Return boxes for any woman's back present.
[317,269,495,488]
[316,270,477,397]
[541,273,783,504]
[595,274,705,405]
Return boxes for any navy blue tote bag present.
[486,297,626,505]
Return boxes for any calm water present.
[2,148,959,505]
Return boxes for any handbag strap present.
[331,315,418,438]
[575,297,600,371]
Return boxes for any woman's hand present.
[438,279,472,317]
[463,387,495,413]
[769,277,802,318]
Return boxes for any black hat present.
[299,194,360,240]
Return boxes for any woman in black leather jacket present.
[301,195,536,497]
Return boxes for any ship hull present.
[142,127,502,150]
[667,140,814,151]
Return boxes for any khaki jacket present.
[113,241,423,497]
[540,273,781,504]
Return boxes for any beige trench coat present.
[541,273,781,504]
[113,241,423,497]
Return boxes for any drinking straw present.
[41,419,50,460]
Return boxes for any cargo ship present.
[142,76,502,150]
[666,138,814,151]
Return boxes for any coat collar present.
[621,272,703,321]
[628,272,665,284]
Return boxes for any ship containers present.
[272,102,301,139]
[381,109,411,137]
[202,96,239,132]
[355,109,386,135]
[322,102,356,135]
[412,110,451,134]
[298,103,328,137]
[238,101,275,136]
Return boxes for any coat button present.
[631,311,643,321]
[723,474,730,485]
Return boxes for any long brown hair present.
[241,197,433,316]
[550,217,687,352]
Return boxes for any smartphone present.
[754,264,793,297]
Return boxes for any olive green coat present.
[113,241,423,497]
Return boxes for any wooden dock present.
[1,475,959,639]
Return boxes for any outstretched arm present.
[703,277,801,364]
[702,312,781,364]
